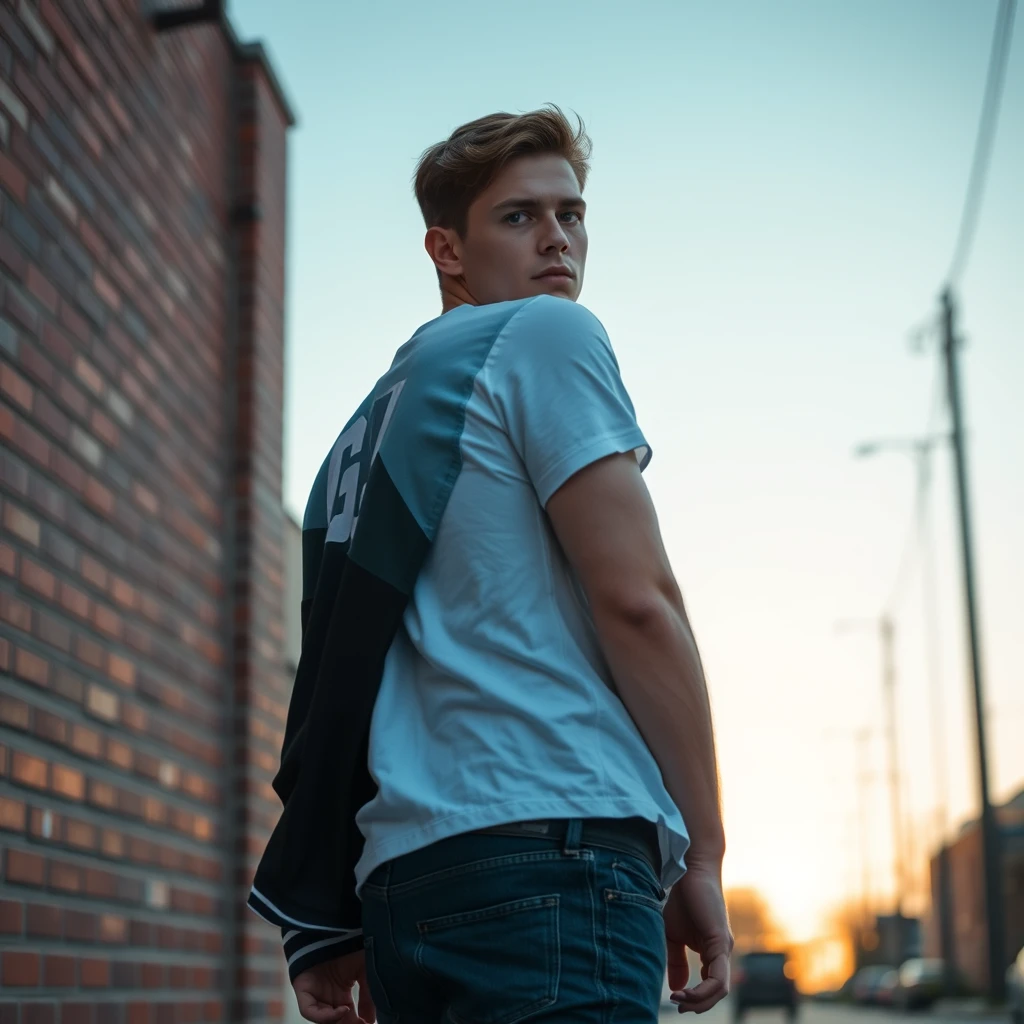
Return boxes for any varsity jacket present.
[247,301,536,981]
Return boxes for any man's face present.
[437,154,588,304]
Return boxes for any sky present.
[230,0,1023,944]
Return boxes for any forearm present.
[593,591,725,866]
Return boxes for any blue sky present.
[231,0,1023,942]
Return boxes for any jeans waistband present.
[471,817,660,876]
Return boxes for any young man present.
[249,106,733,1023]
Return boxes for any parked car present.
[1008,947,1024,1024]
[732,951,798,1021]
[876,969,901,1006]
[852,964,897,1005]
[896,958,947,1010]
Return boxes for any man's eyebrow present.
[491,196,587,212]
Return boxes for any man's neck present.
[441,276,476,313]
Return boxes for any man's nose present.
[539,215,570,253]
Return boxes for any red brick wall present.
[0,2,293,1021]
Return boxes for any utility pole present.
[855,728,873,930]
[941,288,1005,1001]
[915,444,957,992]
[879,616,907,919]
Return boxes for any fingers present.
[356,978,377,1023]
[670,952,730,1014]
[298,1006,347,1023]
[667,944,690,992]
[297,992,348,1023]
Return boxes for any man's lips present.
[533,267,575,279]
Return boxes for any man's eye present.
[560,211,582,224]
[504,211,528,224]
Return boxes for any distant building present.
[926,788,1024,993]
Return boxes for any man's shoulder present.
[506,294,603,333]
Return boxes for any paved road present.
[659,1000,1012,1024]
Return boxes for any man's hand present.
[665,865,734,1014]
[292,950,376,1023]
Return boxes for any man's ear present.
[424,226,463,279]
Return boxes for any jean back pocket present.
[415,894,560,1024]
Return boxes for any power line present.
[945,0,1017,285]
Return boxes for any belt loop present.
[563,818,583,856]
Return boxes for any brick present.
[84,477,115,515]
[36,610,72,652]
[0,151,28,202]
[110,576,136,608]
[52,448,86,491]
[98,913,126,943]
[26,263,58,313]
[0,81,28,131]
[140,962,163,988]
[0,900,22,934]
[61,1005,93,1024]
[87,779,115,809]
[0,227,28,278]
[0,543,16,575]
[65,819,95,850]
[105,388,133,426]
[74,108,102,159]
[80,552,107,589]
[0,695,30,728]
[0,4,34,61]
[51,764,84,800]
[48,859,80,892]
[73,44,101,90]
[2,950,40,985]
[70,724,101,757]
[64,909,96,941]
[59,581,90,618]
[105,739,131,769]
[6,849,45,885]
[73,353,103,394]
[24,1005,57,1024]
[76,634,104,670]
[1,592,32,632]
[12,412,51,466]
[12,751,47,790]
[39,0,76,56]
[19,337,56,387]
[0,796,26,831]
[26,902,61,937]
[52,667,84,704]
[15,647,49,687]
[22,556,56,598]
[83,868,115,899]
[4,501,41,544]
[91,407,118,446]
[0,362,32,411]
[30,121,61,171]
[57,376,90,419]
[44,955,76,987]
[33,708,66,743]
[71,425,103,466]
[99,829,123,857]
[93,269,119,309]
[18,0,56,57]
[80,958,109,987]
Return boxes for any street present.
[659,1001,1012,1024]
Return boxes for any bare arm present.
[545,452,725,866]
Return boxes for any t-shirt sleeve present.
[486,296,652,507]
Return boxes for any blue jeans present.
[360,819,668,1023]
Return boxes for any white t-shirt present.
[353,295,689,893]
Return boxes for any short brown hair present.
[414,104,591,237]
